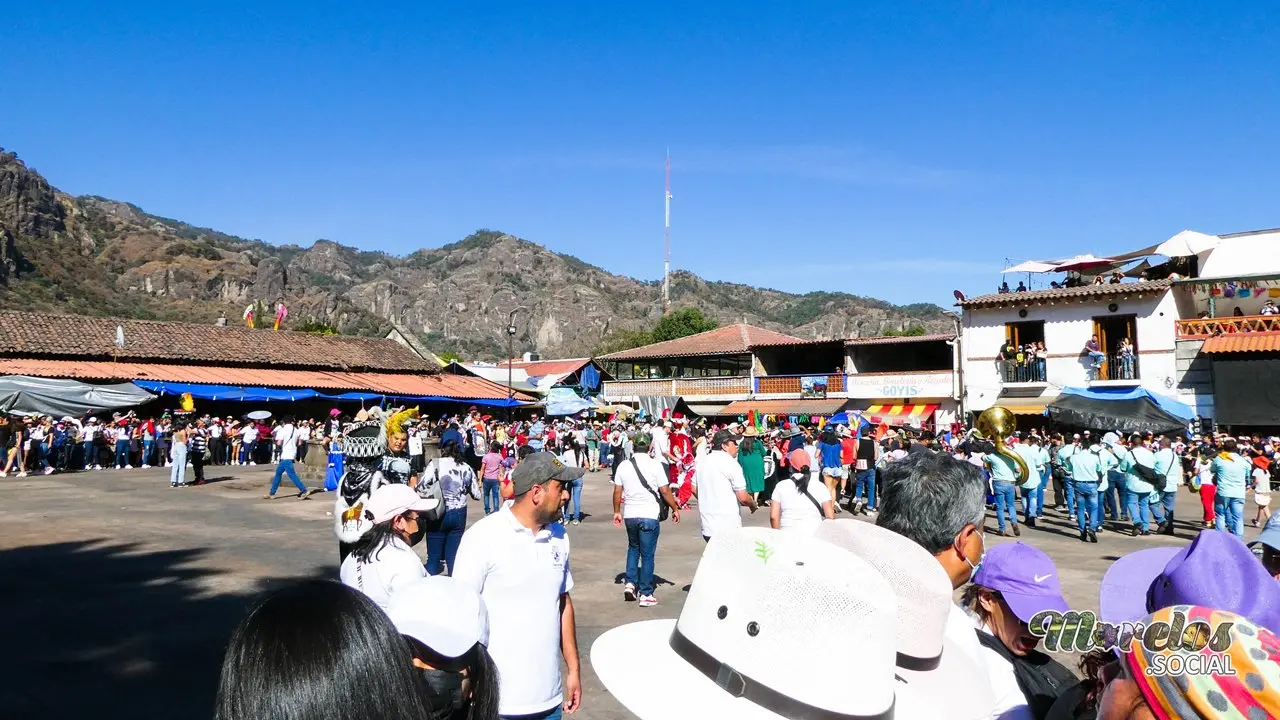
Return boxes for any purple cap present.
[1098,547,1180,625]
[972,542,1070,623]
[1100,530,1280,635]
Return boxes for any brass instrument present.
[971,406,1029,483]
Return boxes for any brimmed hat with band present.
[592,526,922,720]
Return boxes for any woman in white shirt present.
[1194,449,1216,528]
[340,484,440,610]
[769,448,834,534]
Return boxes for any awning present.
[718,399,847,417]
[1201,334,1280,354]
[864,403,939,426]
[991,397,1049,416]
[0,376,156,416]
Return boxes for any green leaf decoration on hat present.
[754,540,774,564]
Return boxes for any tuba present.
[969,406,1030,483]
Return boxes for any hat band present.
[669,628,895,720]
[895,650,940,672]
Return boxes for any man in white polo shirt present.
[692,429,757,542]
[452,452,583,719]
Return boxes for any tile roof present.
[718,398,848,417]
[844,333,956,347]
[496,358,593,378]
[1200,333,1280,354]
[958,279,1174,309]
[0,359,534,400]
[0,311,434,372]
[600,324,804,361]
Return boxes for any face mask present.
[420,668,467,720]
[964,529,987,581]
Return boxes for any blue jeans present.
[1160,491,1177,526]
[1063,477,1076,515]
[1074,482,1101,532]
[169,442,187,486]
[1104,480,1129,520]
[1021,485,1040,522]
[270,459,307,495]
[1088,351,1106,368]
[81,441,96,468]
[426,506,468,575]
[142,440,155,466]
[992,481,1018,532]
[1120,354,1134,379]
[855,468,877,509]
[599,443,612,466]
[114,439,130,467]
[624,517,661,596]
[241,440,256,463]
[568,477,583,520]
[1036,471,1048,516]
[482,479,501,514]
[1125,491,1156,531]
[1215,496,1245,539]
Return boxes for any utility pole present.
[663,149,672,315]
[505,307,525,421]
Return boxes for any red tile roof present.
[843,333,956,347]
[0,359,534,400]
[600,324,804,361]
[1201,333,1280,354]
[496,358,593,378]
[0,311,434,372]
[958,280,1174,309]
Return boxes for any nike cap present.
[972,541,1070,623]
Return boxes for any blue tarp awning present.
[1057,386,1195,422]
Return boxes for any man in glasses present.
[691,429,758,543]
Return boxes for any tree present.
[438,351,463,363]
[593,329,653,356]
[650,307,718,343]
[294,318,339,335]
[883,324,927,337]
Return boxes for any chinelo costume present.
[334,407,419,560]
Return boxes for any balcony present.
[1088,352,1140,384]
[601,376,753,400]
[998,360,1048,385]
[755,373,846,396]
[1176,314,1280,339]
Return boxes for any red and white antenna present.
[663,149,672,315]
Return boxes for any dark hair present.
[215,580,433,720]
[876,451,986,555]
[516,445,536,461]
[820,427,839,446]
[438,440,463,462]
[404,636,500,720]
[351,516,407,565]
[740,436,758,455]
[1223,438,1238,453]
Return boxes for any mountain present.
[0,148,952,360]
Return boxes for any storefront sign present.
[846,372,952,399]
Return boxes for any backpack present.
[415,461,448,524]
[1130,452,1161,483]
[977,630,1080,719]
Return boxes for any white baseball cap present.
[816,520,995,719]
[365,484,440,524]
[387,576,488,658]
[592,527,918,719]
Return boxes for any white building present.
[959,280,1190,418]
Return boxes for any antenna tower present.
[663,150,672,315]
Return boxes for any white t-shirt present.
[209,424,223,438]
[274,424,299,461]
[974,619,1034,720]
[613,453,670,520]
[771,475,831,534]
[650,425,670,461]
[408,433,423,456]
[82,425,98,441]
[559,449,579,468]
[693,450,747,539]
[452,507,573,717]
[241,425,258,443]
[1254,468,1271,498]
[339,536,426,611]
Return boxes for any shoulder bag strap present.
[629,457,668,512]
[796,476,825,515]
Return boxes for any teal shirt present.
[1069,447,1105,483]
[986,452,1020,484]
[1118,446,1157,495]
[1153,448,1182,493]
[1212,454,1251,499]
[1056,443,1079,474]
[1012,443,1042,489]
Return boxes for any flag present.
[243,304,255,329]
[274,302,289,331]
[746,409,757,431]
[874,422,889,442]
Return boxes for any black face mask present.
[406,526,427,548]
[420,668,467,720]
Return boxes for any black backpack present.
[977,630,1080,720]
[1129,451,1162,483]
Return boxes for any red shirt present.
[841,438,857,465]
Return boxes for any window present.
[1005,321,1045,348]
[1001,321,1047,383]
[1091,315,1139,381]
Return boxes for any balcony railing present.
[755,373,846,395]
[1088,352,1140,382]
[1176,314,1280,339]
[999,360,1047,384]
[601,376,753,398]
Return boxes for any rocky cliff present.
[0,148,952,359]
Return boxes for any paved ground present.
[1,463,1264,719]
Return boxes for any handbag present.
[629,457,670,522]
[415,461,447,524]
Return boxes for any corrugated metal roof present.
[0,359,534,401]
[1201,333,1280,354]
[718,398,848,416]
[958,279,1174,309]
[844,333,956,347]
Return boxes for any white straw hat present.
[592,527,914,720]
[815,520,995,719]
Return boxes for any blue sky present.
[4,2,1280,307]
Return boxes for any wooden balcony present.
[756,373,846,395]
[601,376,753,399]
[1176,314,1280,339]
